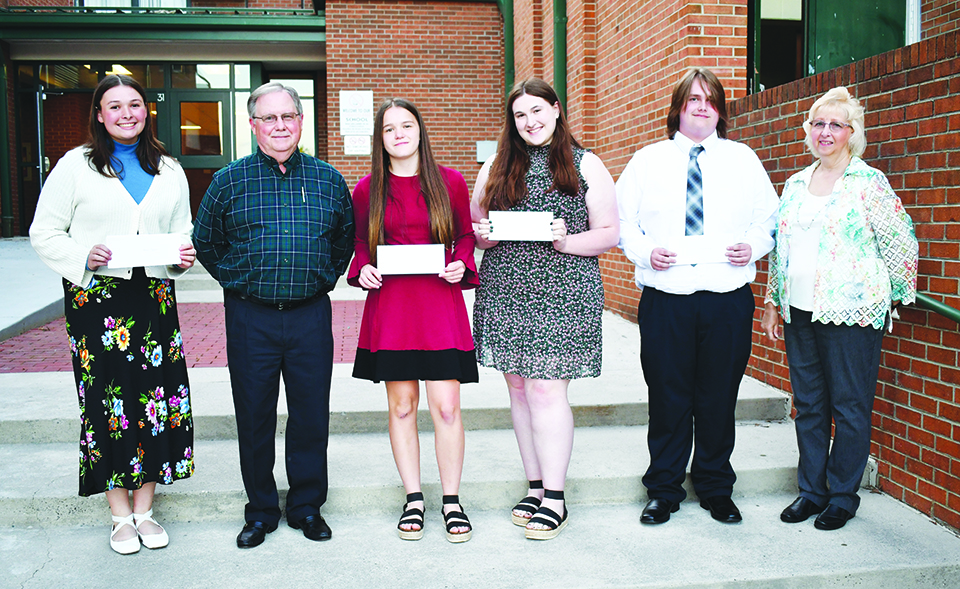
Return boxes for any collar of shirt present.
[672,130,720,156]
[256,147,302,176]
[787,155,871,191]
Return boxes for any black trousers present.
[224,292,334,527]
[638,285,755,503]
[783,307,884,515]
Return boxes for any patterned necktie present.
[685,145,705,236]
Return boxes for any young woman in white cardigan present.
[31,74,196,555]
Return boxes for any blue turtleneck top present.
[111,140,155,204]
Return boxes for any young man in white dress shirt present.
[616,68,779,525]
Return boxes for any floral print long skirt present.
[65,268,194,497]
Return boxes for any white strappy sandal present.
[110,513,140,555]
[133,509,169,549]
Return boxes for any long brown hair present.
[666,67,728,140]
[482,78,583,212]
[85,74,169,178]
[368,98,453,264]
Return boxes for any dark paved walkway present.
[0,300,365,373]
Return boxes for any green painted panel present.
[0,28,323,42]
[806,0,905,75]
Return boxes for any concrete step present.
[0,421,799,527]
[0,367,790,444]
[5,494,960,589]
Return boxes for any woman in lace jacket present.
[761,87,918,531]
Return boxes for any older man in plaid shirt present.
[194,81,354,549]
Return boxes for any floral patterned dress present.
[66,268,194,496]
[473,144,604,379]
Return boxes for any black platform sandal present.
[441,495,472,543]
[511,479,544,526]
[398,492,424,541]
[525,489,568,540]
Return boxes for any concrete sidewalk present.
[0,237,64,342]
[4,237,960,589]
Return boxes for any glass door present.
[164,90,232,168]
[160,90,232,216]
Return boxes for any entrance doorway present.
[14,62,260,229]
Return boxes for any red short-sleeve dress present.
[348,166,479,383]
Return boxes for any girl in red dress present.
[348,98,477,542]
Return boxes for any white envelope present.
[104,234,182,269]
[377,244,446,275]
[668,234,738,265]
[488,210,554,241]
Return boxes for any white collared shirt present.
[616,131,779,295]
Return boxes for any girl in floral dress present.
[30,74,195,554]
[471,79,619,540]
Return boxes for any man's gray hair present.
[247,82,304,118]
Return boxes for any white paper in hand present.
[377,244,446,275]
[487,211,554,241]
[104,234,182,269]
[668,234,738,265]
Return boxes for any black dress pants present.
[638,284,755,503]
[224,292,334,527]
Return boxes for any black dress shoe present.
[289,514,332,541]
[814,504,854,530]
[699,495,742,523]
[780,497,824,523]
[237,521,277,548]
[640,498,679,524]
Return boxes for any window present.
[751,0,919,93]
[269,78,316,157]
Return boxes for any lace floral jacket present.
[764,156,918,329]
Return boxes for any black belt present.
[227,288,328,311]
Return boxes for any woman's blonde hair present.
[803,86,866,157]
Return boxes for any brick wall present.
[922,0,960,38]
[569,0,748,318]
[325,0,503,191]
[316,70,328,160]
[726,31,960,530]
[512,0,749,315]
[514,0,545,80]
[43,93,91,171]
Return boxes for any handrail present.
[915,293,960,324]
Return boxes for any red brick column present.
[325,0,504,191]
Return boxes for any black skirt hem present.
[353,348,479,384]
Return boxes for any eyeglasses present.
[810,120,851,132]
[252,113,301,125]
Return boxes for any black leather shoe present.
[236,521,277,548]
[289,514,332,541]
[780,497,824,523]
[814,504,854,530]
[640,498,679,524]
[700,496,742,523]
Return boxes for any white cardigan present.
[30,146,193,288]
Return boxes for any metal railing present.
[915,293,960,324]
[1,5,315,16]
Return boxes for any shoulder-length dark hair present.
[368,98,453,264]
[482,78,583,212]
[85,74,169,178]
[666,67,728,140]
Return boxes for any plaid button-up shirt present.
[194,148,355,304]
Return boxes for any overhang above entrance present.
[0,8,325,69]
[7,40,324,69]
